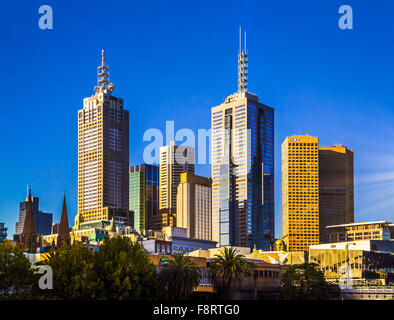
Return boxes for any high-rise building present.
[75,50,130,229]
[0,223,7,242]
[282,135,319,252]
[129,164,160,232]
[176,173,212,241]
[319,145,354,242]
[211,29,274,250]
[15,187,53,236]
[159,141,195,228]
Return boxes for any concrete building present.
[0,222,7,242]
[282,135,320,252]
[325,221,393,243]
[176,173,212,241]
[188,247,284,299]
[75,50,130,229]
[129,164,160,232]
[159,141,195,228]
[211,29,274,250]
[162,226,217,253]
[319,145,354,242]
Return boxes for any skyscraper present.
[15,187,53,236]
[129,164,160,232]
[282,135,319,252]
[159,141,195,228]
[211,28,274,250]
[75,50,130,229]
[319,145,354,242]
[177,173,212,241]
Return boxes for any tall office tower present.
[176,173,212,241]
[129,164,160,232]
[282,135,319,252]
[159,141,195,228]
[319,145,354,242]
[15,187,53,236]
[211,29,274,250]
[75,50,130,229]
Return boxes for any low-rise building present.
[325,221,393,243]
[309,240,394,285]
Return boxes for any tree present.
[94,236,159,300]
[209,247,250,299]
[0,240,38,298]
[280,263,330,300]
[158,252,201,300]
[40,242,101,299]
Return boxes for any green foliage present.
[280,263,330,300]
[95,237,159,300]
[0,240,38,298]
[209,247,250,299]
[41,237,159,300]
[158,252,201,300]
[40,242,101,299]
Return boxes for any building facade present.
[176,173,212,241]
[159,141,195,228]
[0,223,7,242]
[325,221,393,243]
[319,145,354,242]
[211,30,274,250]
[15,189,53,236]
[282,135,319,252]
[129,164,160,232]
[309,240,394,284]
[75,50,130,229]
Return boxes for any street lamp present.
[345,242,357,288]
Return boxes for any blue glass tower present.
[211,28,274,250]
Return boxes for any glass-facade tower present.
[211,29,274,250]
[129,164,159,232]
[212,93,274,250]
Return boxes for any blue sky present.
[0,0,393,238]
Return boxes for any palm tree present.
[209,247,250,299]
[158,252,201,300]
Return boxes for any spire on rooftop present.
[237,27,248,92]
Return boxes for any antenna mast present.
[238,27,248,92]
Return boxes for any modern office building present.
[211,29,274,250]
[325,221,393,243]
[0,223,7,242]
[282,135,319,252]
[129,164,160,232]
[309,240,394,284]
[176,173,212,241]
[159,141,195,228]
[15,188,53,236]
[319,145,354,242]
[75,50,130,229]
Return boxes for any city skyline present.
[1,1,394,238]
